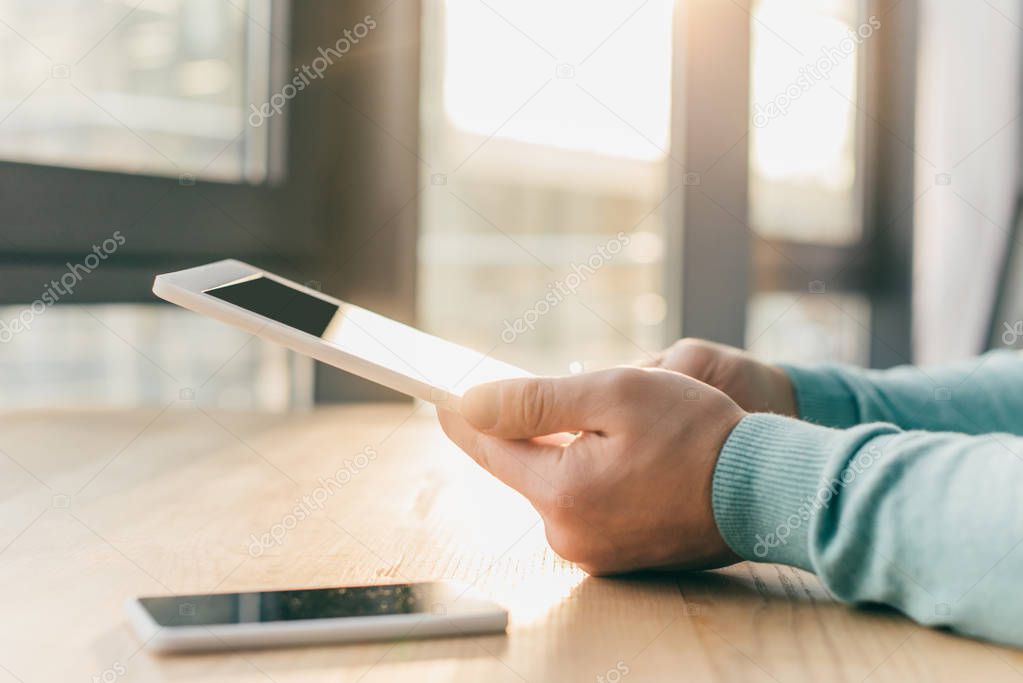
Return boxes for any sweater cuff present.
[712,413,836,570]
[779,364,860,428]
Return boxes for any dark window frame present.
[672,0,918,368]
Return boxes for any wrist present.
[698,405,747,567]
[778,364,860,427]
[765,363,797,416]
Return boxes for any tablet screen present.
[207,275,337,337]
[205,275,529,393]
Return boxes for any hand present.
[437,367,746,575]
[640,338,796,416]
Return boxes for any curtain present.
[913,1,1022,363]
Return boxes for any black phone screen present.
[140,583,448,627]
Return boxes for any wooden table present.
[2,404,1021,682]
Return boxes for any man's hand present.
[640,339,797,416]
[437,367,745,575]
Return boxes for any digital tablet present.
[153,259,530,407]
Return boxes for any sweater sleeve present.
[779,350,1023,435]
[712,413,1023,648]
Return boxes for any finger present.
[662,338,731,376]
[634,354,662,368]
[460,371,624,439]
[437,408,561,501]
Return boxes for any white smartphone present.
[125,581,508,653]
[152,259,531,407]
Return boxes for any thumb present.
[460,372,618,439]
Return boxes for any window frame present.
[671,0,918,368]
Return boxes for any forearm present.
[780,350,1023,435]
[713,414,1023,647]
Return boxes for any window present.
[418,0,677,374]
[0,0,275,183]
[0,1,398,407]
[440,0,673,160]
[745,0,877,365]
[747,292,870,366]
[0,304,309,410]
[749,0,865,245]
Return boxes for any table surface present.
[2,403,1021,682]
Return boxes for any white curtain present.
[913,1,1022,364]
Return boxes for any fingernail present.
[461,384,499,431]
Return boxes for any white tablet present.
[125,581,508,653]
[152,260,530,407]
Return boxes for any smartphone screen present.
[205,275,528,393]
[140,583,456,627]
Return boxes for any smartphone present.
[152,259,531,407]
[125,581,508,653]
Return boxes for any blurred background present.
[0,0,1019,410]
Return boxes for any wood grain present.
[1,404,1020,682]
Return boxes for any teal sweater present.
[712,350,1023,648]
